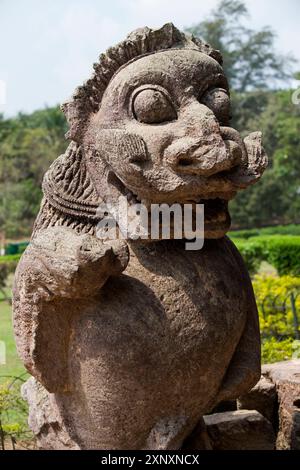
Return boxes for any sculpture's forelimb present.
[12,226,129,392]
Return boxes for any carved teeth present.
[126,190,135,202]
[125,189,142,204]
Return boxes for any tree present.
[0,3,299,237]
[186,0,299,229]
[0,107,67,238]
[186,0,294,92]
[230,89,300,228]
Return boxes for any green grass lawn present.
[0,301,27,384]
[0,299,32,449]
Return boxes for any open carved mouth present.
[201,198,231,238]
[108,173,231,239]
[178,197,231,238]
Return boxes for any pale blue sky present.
[0,0,299,116]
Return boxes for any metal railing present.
[260,289,300,339]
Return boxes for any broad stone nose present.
[164,102,241,176]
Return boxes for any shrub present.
[0,254,21,261]
[0,255,21,299]
[265,236,300,276]
[0,376,33,450]
[0,255,21,273]
[230,228,261,239]
[233,237,266,274]
[230,224,300,239]
[261,337,290,364]
[4,242,29,256]
[232,235,300,276]
[261,337,300,364]
[253,274,300,338]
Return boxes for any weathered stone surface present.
[204,410,275,450]
[12,23,267,449]
[182,418,212,450]
[212,400,237,413]
[237,375,277,423]
[22,377,78,450]
[262,360,300,450]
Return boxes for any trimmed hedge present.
[230,224,300,239]
[5,242,29,256]
[265,237,300,276]
[0,254,21,281]
[233,235,300,275]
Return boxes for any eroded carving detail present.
[13,23,267,450]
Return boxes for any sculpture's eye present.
[132,88,177,124]
[200,87,231,125]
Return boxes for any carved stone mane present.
[33,143,99,236]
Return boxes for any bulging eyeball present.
[132,87,177,124]
[200,87,231,125]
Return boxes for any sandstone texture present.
[238,375,277,423]
[263,360,300,450]
[237,360,300,450]
[13,23,267,449]
[22,377,78,450]
[203,410,275,450]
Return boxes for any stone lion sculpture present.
[13,23,267,450]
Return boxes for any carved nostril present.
[177,157,194,167]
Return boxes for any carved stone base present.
[203,410,275,450]
[23,360,300,450]
[238,359,300,450]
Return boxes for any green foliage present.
[0,0,299,236]
[4,242,28,256]
[265,237,300,276]
[230,224,300,239]
[253,274,300,338]
[233,236,300,276]
[230,89,300,229]
[0,378,33,449]
[252,275,300,363]
[0,254,21,263]
[0,302,26,381]
[0,255,21,295]
[0,304,28,448]
[232,238,264,274]
[261,337,300,364]
[0,254,21,271]
[0,107,67,238]
[186,0,293,92]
